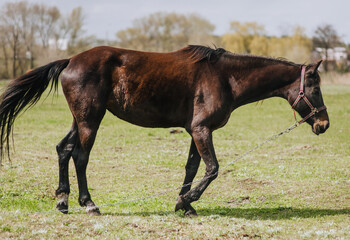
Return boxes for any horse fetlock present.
[175,195,197,216]
[175,196,185,212]
[78,194,92,206]
[56,192,69,214]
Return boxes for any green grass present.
[0,80,349,239]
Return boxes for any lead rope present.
[26,121,299,215]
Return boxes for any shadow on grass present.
[197,207,350,220]
[103,207,350,220]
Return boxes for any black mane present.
[183,45,302,68]
[225,52,302,68]
[183,45,227,63]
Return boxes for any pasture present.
[0,77,349,239]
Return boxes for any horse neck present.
[222,57,301,108]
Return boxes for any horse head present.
[288,61,329,135]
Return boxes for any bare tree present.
[313,24,342,72]
[1,1,41,75]
[0,25,11,78]
[0,1,28,77]
[65,7,86,54]
[0,2,88,77]
[33,4,60,49]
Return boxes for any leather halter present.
[291,66,327,124]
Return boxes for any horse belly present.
[106,91,188,128]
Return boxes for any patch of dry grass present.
[321,72,350,85]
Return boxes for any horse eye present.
[306,82,313,88]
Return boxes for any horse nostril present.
[314,121,329,135]
[319,121,330,134]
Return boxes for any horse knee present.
[185,164,198,175]
[57,129,77,160]
[56,143,66,159]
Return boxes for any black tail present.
[0,59,70,161]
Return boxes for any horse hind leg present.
[60,68,108,215]
[56,122,78,214]
[71,121,103,216]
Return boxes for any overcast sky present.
[2,0,349,43]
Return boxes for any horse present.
[0,45,329,216]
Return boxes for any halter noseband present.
[291,65,327,124]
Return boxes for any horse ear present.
[314,60,322,72]
[308,60,322,74]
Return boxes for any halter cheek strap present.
[291,66,327,124]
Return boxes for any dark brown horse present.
[0,45,329,216]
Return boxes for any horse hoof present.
[86,205,101,216]
[56,202,68,214]
[175,196,184,212]
[56,193,69,214]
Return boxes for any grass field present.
[0,76,349,239]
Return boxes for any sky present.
[1,0,349,44]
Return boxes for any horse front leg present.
[175,126,219,216]
[176,138,201,216]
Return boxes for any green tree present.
[284,26,312,63]
[222,22,312,63]
[116,12,216,52]
[250,35,269,56]
[222,21,265,53]
[222,34,245,53]
[268,26,312,63]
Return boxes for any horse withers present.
[0,45,329,216]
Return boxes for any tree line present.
[0,1,347,78]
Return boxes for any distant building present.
[48,38,68,51]
[315,47,347,61]
[312,47,349,72]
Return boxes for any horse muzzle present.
[312,120,329,135]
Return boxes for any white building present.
[315,47,347,61]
